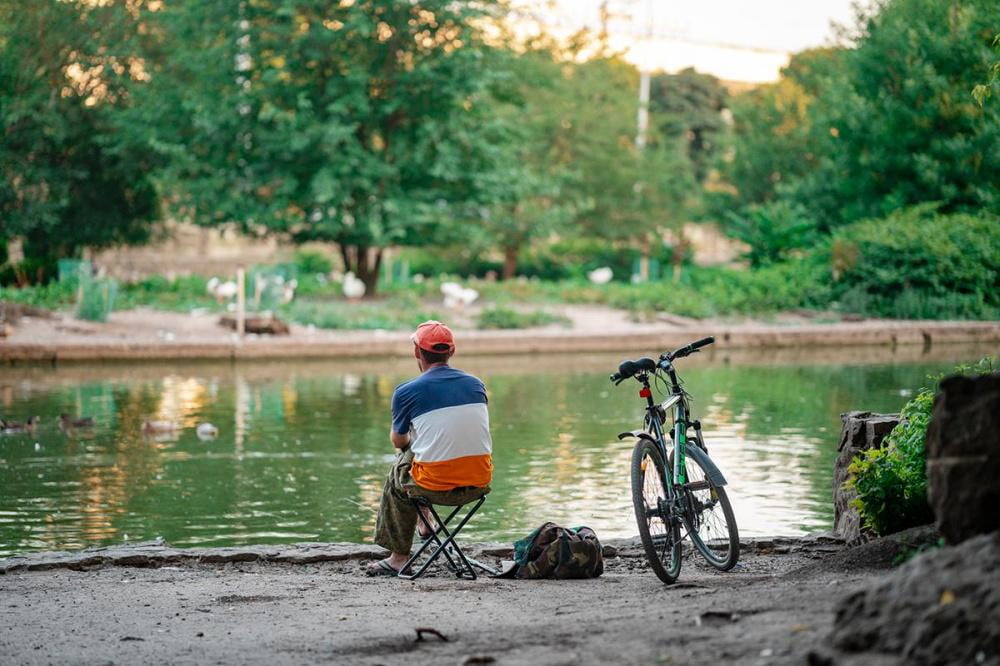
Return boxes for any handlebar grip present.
[691,336,715,350]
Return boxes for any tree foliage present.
[649,67,729,182]
[131,0,506,292]
[848,357,996,536]
[829,205,1000,320]
[720,49,840,209]
[784,0,1000,229]
[0,0,159,282]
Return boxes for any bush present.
[118,275,217,312]
[847,357,996,536]
[0,281,76,310]
[400,237,689,283]
[282,294,443,330]
[476,306,569,329]
[550,258,830,319]
[294,248,334,275]
[724,200,817,268]
[830,207,1000,319]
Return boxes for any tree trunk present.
[502,244,519,280]
[339,244,382,297]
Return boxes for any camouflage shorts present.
[373,448,490,555]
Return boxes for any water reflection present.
[0,343,993,556]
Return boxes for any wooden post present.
[236,266,246,339]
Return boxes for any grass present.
[3,246,986,329]
[0,264,828,326]
[280,294,444,330]
[476,305,570,330]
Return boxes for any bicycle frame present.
[635,360,712,492]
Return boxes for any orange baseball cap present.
[411,320,456,353]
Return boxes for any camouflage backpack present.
[505,522,604,579]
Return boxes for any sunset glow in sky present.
[517,0,863,82]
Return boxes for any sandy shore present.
[2,305,998,362]
[0,534,916,665]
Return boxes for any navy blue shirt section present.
[391,365,488,435]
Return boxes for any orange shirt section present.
[411,453,493,491]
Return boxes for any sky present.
[516,0,864,82]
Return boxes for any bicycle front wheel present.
[675,447,740,571]
[630,439,681,584]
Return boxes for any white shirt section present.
[410,403,492,463]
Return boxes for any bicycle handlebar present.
[663,336,715,362]
[610,336,716,384]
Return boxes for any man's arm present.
[390,429,410,449]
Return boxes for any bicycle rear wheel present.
[630,439,681,584]
[675,447,739,571]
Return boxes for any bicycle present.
[611,336,739,583]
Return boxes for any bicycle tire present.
[673,446,740,571]
[630,439,681,584]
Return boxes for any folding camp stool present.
[398,495,499,580]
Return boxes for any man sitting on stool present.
[368,320,493,576]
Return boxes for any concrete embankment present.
[0,535,845,575]
[2,316,998,363]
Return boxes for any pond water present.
[0,344,993,557]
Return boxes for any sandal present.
[366,559,400,577]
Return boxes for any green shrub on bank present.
[476,306,569,329]
[281,294,443,330]
[830,207,1000,320]
[554,258,830,319]
[0,281,76,310]
[294,248,334,276]
[117,275,218,312]
[401,237,690,283]
[847,357,996,536]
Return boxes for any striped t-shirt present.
[391,365,493,491]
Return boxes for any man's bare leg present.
[416,505,437,538]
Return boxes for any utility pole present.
[634,0,654,282]
[599,1,610,52]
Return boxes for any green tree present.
[649,67,729,183]
[0,0,159,283]
[718,49,840,210]
[787,0,1000,230]
[132,0,506,294]
[469,45,570,280]
[472,42,695,279]
[725,200,816,268]
[561,56,694,256]
[971,33,1000,105]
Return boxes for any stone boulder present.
[833,411,900,544]
[829,532,1000,665]
[926,372,1000,545]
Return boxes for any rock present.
[832,411,900,544]
[273,543,385,564]
[925,372,1000,545]
[218,315,290,335]
[829,532,1000,665]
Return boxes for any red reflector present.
[639,387,652,398]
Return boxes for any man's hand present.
[390,430,410,449]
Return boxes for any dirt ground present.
[0,537,904,666]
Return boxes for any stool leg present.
[398,496,489,580]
